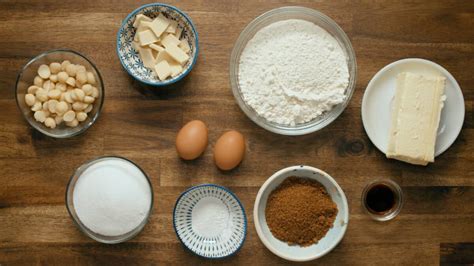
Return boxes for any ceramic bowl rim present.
[172,183,248,259]
[253,165,349,262]
[116,3,199,87]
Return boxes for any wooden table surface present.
[0,0,473,265]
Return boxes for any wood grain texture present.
[0,0,473,265]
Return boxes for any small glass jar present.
[361,179,403,222]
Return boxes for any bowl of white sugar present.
[66,156,153,244]
[230,6,357,135]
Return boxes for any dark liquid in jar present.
[365,184,396,213]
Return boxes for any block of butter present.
[386,72,446,165]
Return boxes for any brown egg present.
[214,130,245,170]
[176,120,208,160]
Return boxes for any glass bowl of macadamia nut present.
[15,49,104,138]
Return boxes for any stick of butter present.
[386,72,446,165]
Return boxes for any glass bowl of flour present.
[66,156,153,244]
[230,6,356,135]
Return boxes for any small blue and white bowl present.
[116,3,199,86]
[173,184,247,259]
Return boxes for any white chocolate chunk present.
[38,64,51,79]
[166,20,178,34]
[25,94,36,106]
[154,60,171,81]
[179,39,191,53]
[149,14,170,38]
[170,63,183,78]
[137,46,156,69]
[161,33,181,48]
[138,30,159,46]
[132,40,140,51]
[134,21,152,41]
[165,44,189,65]
[175,27,183,39]
[133,14,152,28]
[149,43,165,53]
[154,50,175,64]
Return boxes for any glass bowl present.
[229,6,357,135]
[15,49,104,138]
[361,179,404,222]
[66,156,154,244]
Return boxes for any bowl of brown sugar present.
[253,165,349,262]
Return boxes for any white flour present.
[238,19,349,126]
[73,158,152,237]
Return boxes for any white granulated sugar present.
[73,158,152,237]
[238,19,349,126]
[192,197,233,239]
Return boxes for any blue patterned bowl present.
[116,3,198,86]
[173,184,247,259]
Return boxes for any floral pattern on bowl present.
[116,3,198,86]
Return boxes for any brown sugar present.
[265,176,338,246]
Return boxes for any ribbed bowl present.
[173,184,247,258]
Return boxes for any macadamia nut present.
[38,64,51,79]
[25,94,36,106]
[49,62,61,74]
[27,61,98,129]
